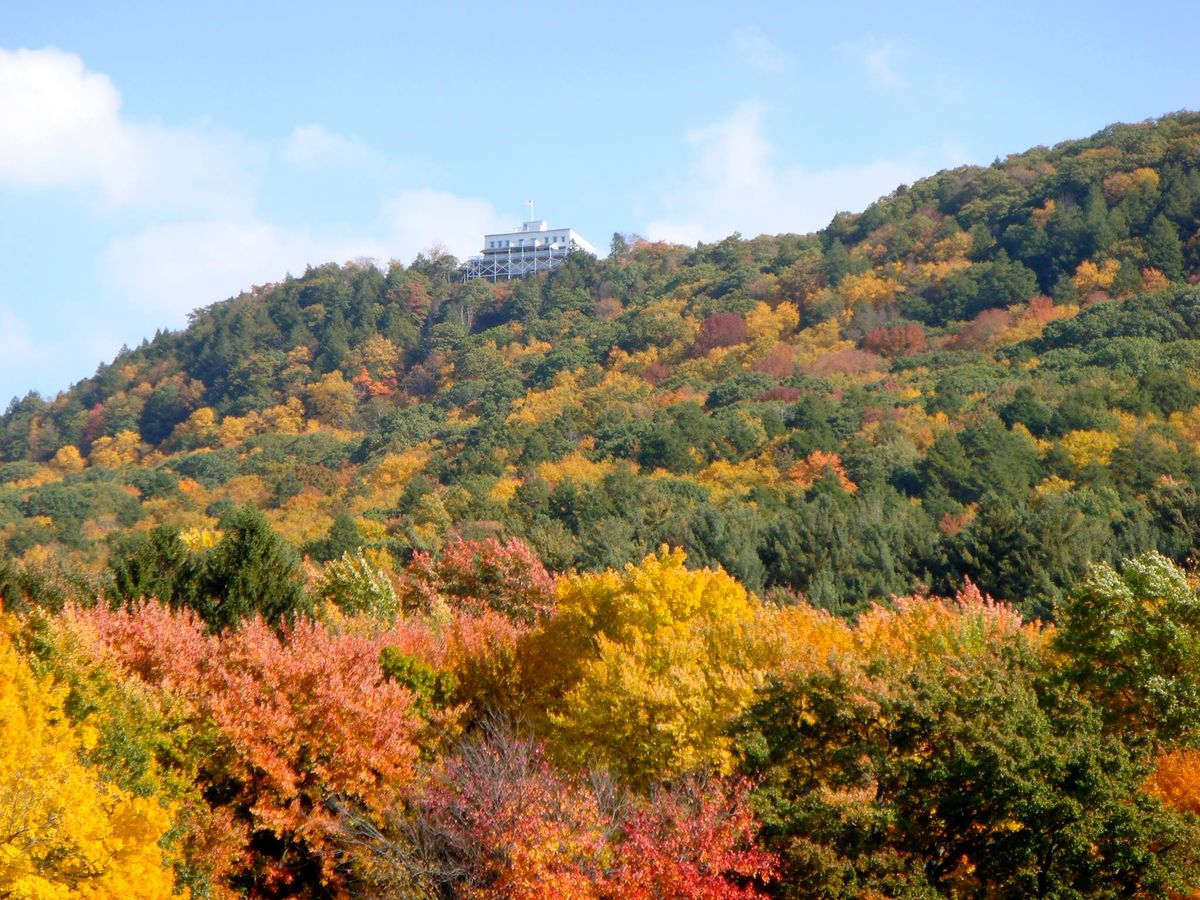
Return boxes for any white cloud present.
[862,40,906,89]
[643,102,923,245]
[99,219,388,319]
[282,124,383,170]
[381,189,512,261]
[100,190,508,321]
[0,48,516,398]
[731,25,790,73]
[0,46,258,214]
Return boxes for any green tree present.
[203,506,310,631]
[1054,552,1200,744]
[1145,214,1185,280]
[737,637,1200,898]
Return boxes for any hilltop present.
[3,112,1200,615]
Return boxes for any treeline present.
[3,535,1200,897]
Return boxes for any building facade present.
[461,220,597,281]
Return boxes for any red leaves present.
[402,537,555,624]
[863,323,926,358]
[693,312,749,356]
[412,725,776,899]
[611,779,778,899]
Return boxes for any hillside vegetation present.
[5,113,1200,616]
[2,114,1200,898]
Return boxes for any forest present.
[3,112,1200,897]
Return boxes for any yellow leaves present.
[1030,198,1056,228]
[88,431,141,468]
[0,630,178,899]
[490,474,522,503]
[50,446,86,473]
[744,301,800,346]
[914,258,971,282]
[374,445,431,490]
[304,371,357,428]
[791,319,855,365]
[179,527,222,552]
[537,453,614,487]
[1071,258,1121,294]
[928,230,973,263]
[696,457,780,502]
[1102,166,1160,203]
[353,444,432,513]
[347,334,401,382]
[1060,429,1120,469]
[544,548,766,782]
[769,604,853,674]
[1034,475,1074,499]
[838,270,901,307]
[259,398,306,434]
[506,370,582,427]
[270,491,335,547]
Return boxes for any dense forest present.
[4,113,1200,897]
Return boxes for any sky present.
[1,0,1197,404]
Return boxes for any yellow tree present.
[304,371,358,428]
[88,430,141,468]
[0,627,179,899]
[534,548,771,785]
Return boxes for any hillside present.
[4,112,1200,615]
[5,114,1200,899]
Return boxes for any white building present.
[461,220,598,282]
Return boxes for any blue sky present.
[2,0,1197,404]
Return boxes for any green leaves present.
[1055,552,1200,744]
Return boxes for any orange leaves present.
[71,601,427,894]
[1147,749,1200,815]
[401,536,555,624]
[788,451,857,493]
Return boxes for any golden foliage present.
[541,547,770,783]
[745,301,800,346]
[304,371,357,428]
[50,446,86,473]
[1071,259,1121,294]
[839,270,901,307]
[1060,429,1121,469]
[537,453,614,487]
[0,626,179,899]
[506,370,582,427]
[88,430,141,468]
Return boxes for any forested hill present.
[5,111,1200,615]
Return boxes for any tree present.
[533,547,770,784]
[1054,552,1200,744]
[108,506,311,632]
[400,536,555,624]
[736,593,1200,898]
[74,600,428,896]
[1145,214,1185,280]
[0,624,179,899]
[203,505,311,631]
